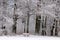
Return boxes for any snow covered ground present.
[0,34,60,40]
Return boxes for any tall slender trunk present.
[55,20,58,36]
[27,11,30,33]
[12,0,18,33]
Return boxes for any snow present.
[0,35,60,40]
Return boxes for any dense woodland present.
[0,0,60,36]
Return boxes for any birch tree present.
[12,0,19,34]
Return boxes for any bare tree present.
[24,0,36,33]
[35,15,41,34]
[12,0,19,34]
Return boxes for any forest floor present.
[0,34,60,40]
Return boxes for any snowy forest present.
[0,0,60,36]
